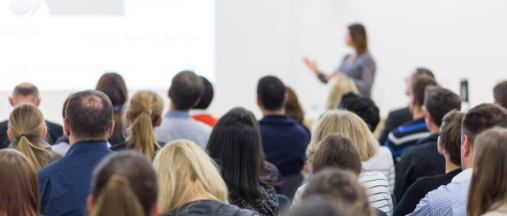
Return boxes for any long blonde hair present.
[307,110,377,163]
[8,103,51,170]
[325,76,358,111]
[153,140,228,212]
[467,128,507,216]
[126,91,164,159]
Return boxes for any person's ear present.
[63,118,71,137]
[151,203,160,216]
[167,90,171,99]
[284,93,289,104]
[462,135,472,158]
[107,120,115,138]
[34,97,41,106]
[7,131,15,141]
[125,113,130,122]
[437,137,444,155]
[156,117,162,127]
[256,97,262,107]
[8,97,14,107]
[41,127,47,139]
[86,195,94,213]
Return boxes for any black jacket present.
[379,107,412,145]
[0,120,63,149]
[161,200,259,216]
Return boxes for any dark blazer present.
[162,200,259,216]
[379,107,412,145]
[0,120,63,149]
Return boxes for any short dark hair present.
[440,110,465,166]
[411,74,438,107]
[193,76,214,109]
[338,93,380,132]
[13,83,39,98]
[65,90,113,139]
[95,72,128,106]
[169,71,204,110]
[257,76,286,111]
[462,103,507,147]
[424,86,462,127]
[415,67,435,78]
[312,134,362,175]
[494,81,507,108]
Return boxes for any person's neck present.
[445,160,461,173]
[169,103,190,112]
[262,109,285,116]
[69,136,107,146]
[184,193,212,205]
[428,124,440,134]
[412,107,425,120]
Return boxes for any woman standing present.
[304,23,376,97]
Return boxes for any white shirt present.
[362,144,395,193]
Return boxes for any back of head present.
[193,76,214,110]
[348,23,368,55]
[90,151,158,216]
[338,92,380,132]
[169,71,204,110]
[494,81,507,108]
[462,103,507,147]
[411,74,438,108]
[126,91,164,159]
[440,110,465,166]
[467,128,507,216]
[95,72,128,106]
[257,76,286,111]
[424,86,462,127]
[153,140,228,212]
[302,168,374,216]
[8,103,51,170]
[311,134,362,175]
[290,196,353,216]
[0,149,39,216]
[65,90,113,141]
[326,76,358,111]
[12,83,40,105]
[285,86,305,124]
[206,107,265,200]
[308,110,377,162]
[415,68,435,78]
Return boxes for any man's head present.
[168,71,204,111]
[461,103,507,169]
[494,80,507,108]
[438,110,465,166]
[64,90,114,143]
[9,83,40,107]
[338,92,380,132]
[405,67,435,96]
[256,76,287,112]
[409,74,438,114]
[193,76,214,110]
[423,86,462,132]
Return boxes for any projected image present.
[9,0,124,16]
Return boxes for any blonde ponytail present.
[90,175,145,216]
[17,136,50,170]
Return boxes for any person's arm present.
[408,194,433,216]
[394,151,415,201]
[393,180,428,216]
[351,57,376,95]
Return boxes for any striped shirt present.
[385,118,431,161]
[363,145,396,193]
[408,169,472,216]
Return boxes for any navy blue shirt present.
[37,140,113,216]
[259,115,309,176]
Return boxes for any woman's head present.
[8,103,51,170]
[0,149,39,216]
[326,76,358,111]
[438,110,465,166]
[311,134,362,175]
[95,72,128,142]
[126,91,164,159]
[89,151,158,216]
[285,86,305,124]
[346,24,368,55]
[154,140,228,212]
[206,107,266,200]
[308,110,377,162]
[467,128,507,216]
[193,76,214,110]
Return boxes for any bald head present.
[9,83,40,107]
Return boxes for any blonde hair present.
[307,110,377,163]
[8,103,51,170]
[153,140,228,212]
[90,175,145,216]
[126,91,164,159]
[325,76,358,111]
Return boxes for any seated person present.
[191,76,219,127]
[52,95,71,156]
[494,80,507,108]
[285,86,311,138]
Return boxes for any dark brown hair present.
[440,110,465,166]
[312,134,362,175]
[0,149,39,216]
[66,90,113,140]
[494,81,507,108]
[91,151,158,216]
[424,86,462,127]
[169,71,204,110]
[411,74,437,107]
[95,72,128,143]
[462,103,507,147]
[13,83,39,98]
[285,86,305,124]
[348,24,368,55]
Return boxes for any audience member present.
[7,103,61,170]
[494,80,507,108]
[394,111,464,216]
[385,74,438,161]
[394,86,462,200]
[467,128,507,216]
[110,91,164,158]
[95,72,128,145]
[38,90,114,216]
[379,68,434,145]
[289,196,353,216]
[51,95,71,156]
[409,103,507,216]
[285,86,311,137]
[0,83,63,148]
[207,108,280,216]
[191,76,218,127]
[298,133,392,214]
[338,92,395,191]
[155,71,212,149]
[154,140,258,216]
[257,76,310,177]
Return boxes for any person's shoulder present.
[192,119,213,131]
[110,141,127,152]
[388,107,410,118]
[216,203,259,216]
[45,120,63,130]
[0,120,8,128]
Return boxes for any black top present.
[230,184,279,216]
[0,120,63,149]
[379,107,412,146]
[109,140,165,152]
[394,134,445,200]
[393,168,462,216]
[162,200,259,216]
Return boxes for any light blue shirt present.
[408,168,473,216]
[155,111,212,149]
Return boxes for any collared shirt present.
[38,140,113,216]
[155,111,212,149]
[408,168,473,216]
